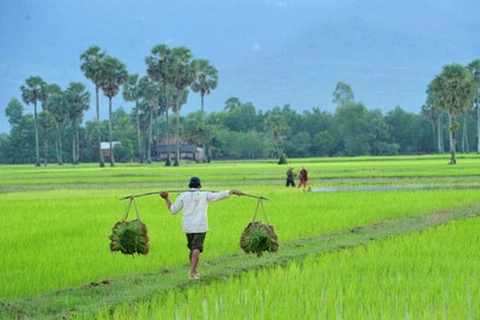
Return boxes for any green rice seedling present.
[2,156,480,315]
[109,219,149,255]
[240,221,279,257]
[84,217,480,320]
[2,185,479,300]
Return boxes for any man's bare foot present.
[189,272,200,280]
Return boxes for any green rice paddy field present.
[1,154,479,319]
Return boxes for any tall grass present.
[1,187,479,299]
[93,217,480,320]
[1,156,479,300]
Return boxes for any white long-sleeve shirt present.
[169,189,231,233]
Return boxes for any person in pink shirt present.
[298,166,308,189]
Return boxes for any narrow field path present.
[2,205,478,320]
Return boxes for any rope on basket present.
[252,197,269,224]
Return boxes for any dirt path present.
[1,205,478,319]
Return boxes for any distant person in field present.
[286,167,296,187]
[298,166,308,189]
[159,177,243,280]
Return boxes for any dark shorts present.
[186,233,206,252]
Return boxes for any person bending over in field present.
[159,177,243,280]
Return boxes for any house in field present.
[101,141,122,158]
[151,138,204,162]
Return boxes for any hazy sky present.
[0,0,478,134]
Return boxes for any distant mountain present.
[216,0,478,112]
[0,0,478,133]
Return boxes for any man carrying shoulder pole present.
[159,176,243,280]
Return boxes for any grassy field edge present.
[2,204,478,320]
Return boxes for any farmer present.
[159,177,243,280]
[298,166,308,189]
[286,167,295,187]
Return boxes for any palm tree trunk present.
[43,130,48,166]
[165,108,171,166]
[201,93,206,162]
[55,123,60,164]
[448,114,456,164]
[72,120,77,165]
[76,124,80,164]
[163,81,171,166]
[430,120,436,152]
[108,97,115,167]
[135,99,143,163]
[461,112,468,153]
[77,129,80,164]
[58,125,64,165]
[174,93,183,167]
[477,93,480,153]
[33,101,40,166]
[96,86,105,167]
[147,106,154,164]
[437,118,444,153]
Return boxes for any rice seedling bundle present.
[240,221,279,257]
[109,198,150,256]
[240,198,279,257]
[109,219,149,255]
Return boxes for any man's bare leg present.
[189,249,200,279]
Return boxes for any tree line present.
[0,44,479,165]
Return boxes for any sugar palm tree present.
[37,110,56,166]
[146,44,173,166]
[191,59,218,162]
[264,108,288,159]
[44,89,68,165]
[224,97,241,112]
[65,82,90,164]
[138,75,160,164]
[467,59,480,153]
[99,56,128,167]
[168,46,197,166]
[20,76,47,166]
[429,63,476,164]
[80,45,107,167]
[424,84,445,153]
[122,73,144,163]
[460,106,470,153]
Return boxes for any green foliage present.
[240,221,279,257]
[332,81,355,107]
[80,45,107,88]
[5,98,24,126]
[1,157,480,302]
[215,129,270,159]
[334,102,371,156]
[283,132,312,157]
[312,131,336,156]
[5,46,479,166]
[121,217,480,320]
[191,59,218,97]
[109,219,149,255]
[278,153,287,164]
[385,106,422,154]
